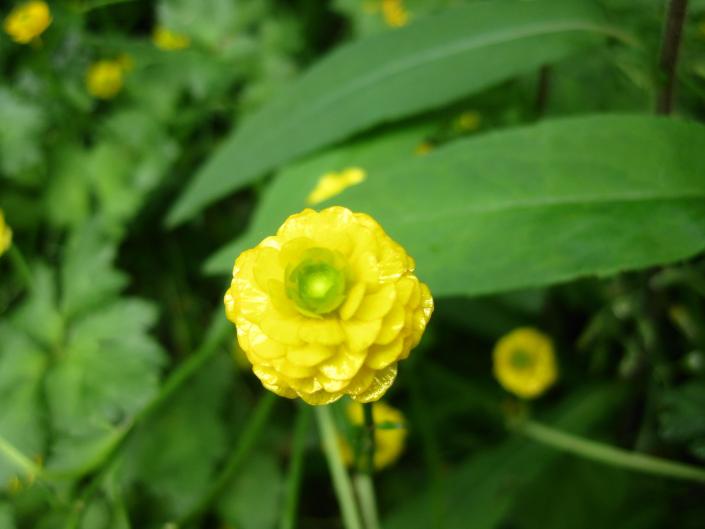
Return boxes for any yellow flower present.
[153,26,191,51]
[224,206,433,405]
[493,327,557,399]
[454,111,481,132]
[86,60,125,100]
[341,401,406,470]
[382,0,409,28]
[0,210,12,257]
[3,1,51,44]
[306,167,366,205]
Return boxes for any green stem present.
[356,403,381,529]
[0,433,41,481]
[279,405,312,529]
[179,392,278,526]
[516,419,705,484]
[8,245,34,292]
[315,406,364,529]
[353,473,381,529]
[76,0,137,13]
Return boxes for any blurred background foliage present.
[1,0,705,528]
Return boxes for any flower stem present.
[0,433,41,481]
[515,418,705,484]
[655,0,688,114]
[353,473,382,529]
[179,392,278,526]
[315,406,364,529]
[8,245,34,292]
[354,403,381,529]
[279,404,311,529]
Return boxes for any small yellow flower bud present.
[341,401,407,470]
[3,1,51,44]
[152,26,191,51]
[224,207,433,405]
[86,60,125,100]
[382,0,409,28]
[493,327,558,399]
[0,209,12,257]
[454,111,481,132]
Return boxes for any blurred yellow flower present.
[454,111,481,132]
[493,327,557,399]
[0,210,12,257]
[153,26,191,51]
[341,401,407,470]
[382,0,409,28]
[306,167,366,205]
[415,142,433,156]
[86,60,125,99]
[3,1,51,44]
[224,206,433,405]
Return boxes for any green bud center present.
[510,349,535,370]
[286,248,346,316]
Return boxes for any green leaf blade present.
[167,0,615,225]
[207,115,705,298]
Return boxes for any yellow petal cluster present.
[493,327,557,399]
[382,0,409,28]
[225,207,433,405]
[153,26,191,51]
[86,60,125,100]
[306,167,366,206]
[3,1,51,44]
[0,210,12,257]
[341,401,406,470]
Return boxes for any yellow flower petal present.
[3,1,51,44]
[493,327,558,399]
[225,207,433,404]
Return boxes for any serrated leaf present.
[0,324,47,485]
[119,355,232,518]
[60,225,128,321]
[167,0,617,225]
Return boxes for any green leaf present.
[217,451,284,529]
[0,324,47,485]
[385,385,623,529]
[60,225,128,321]
[119,355,232,518]
[208,115,705,298]
[167,0,617,225]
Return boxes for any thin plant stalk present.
[8,245,34,292]
[354,404,382,529]
[179,392,278,526]
[655,0,688,114]
[279,404,312,529]
[515,418,705,484]
[315,406,364,529]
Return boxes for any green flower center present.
[286,247,347,316]
[510,349,535,371]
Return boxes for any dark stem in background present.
[362,404,376,476]
[534,65,552,118]
[353,404,381,529]
[655,0,688,114]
